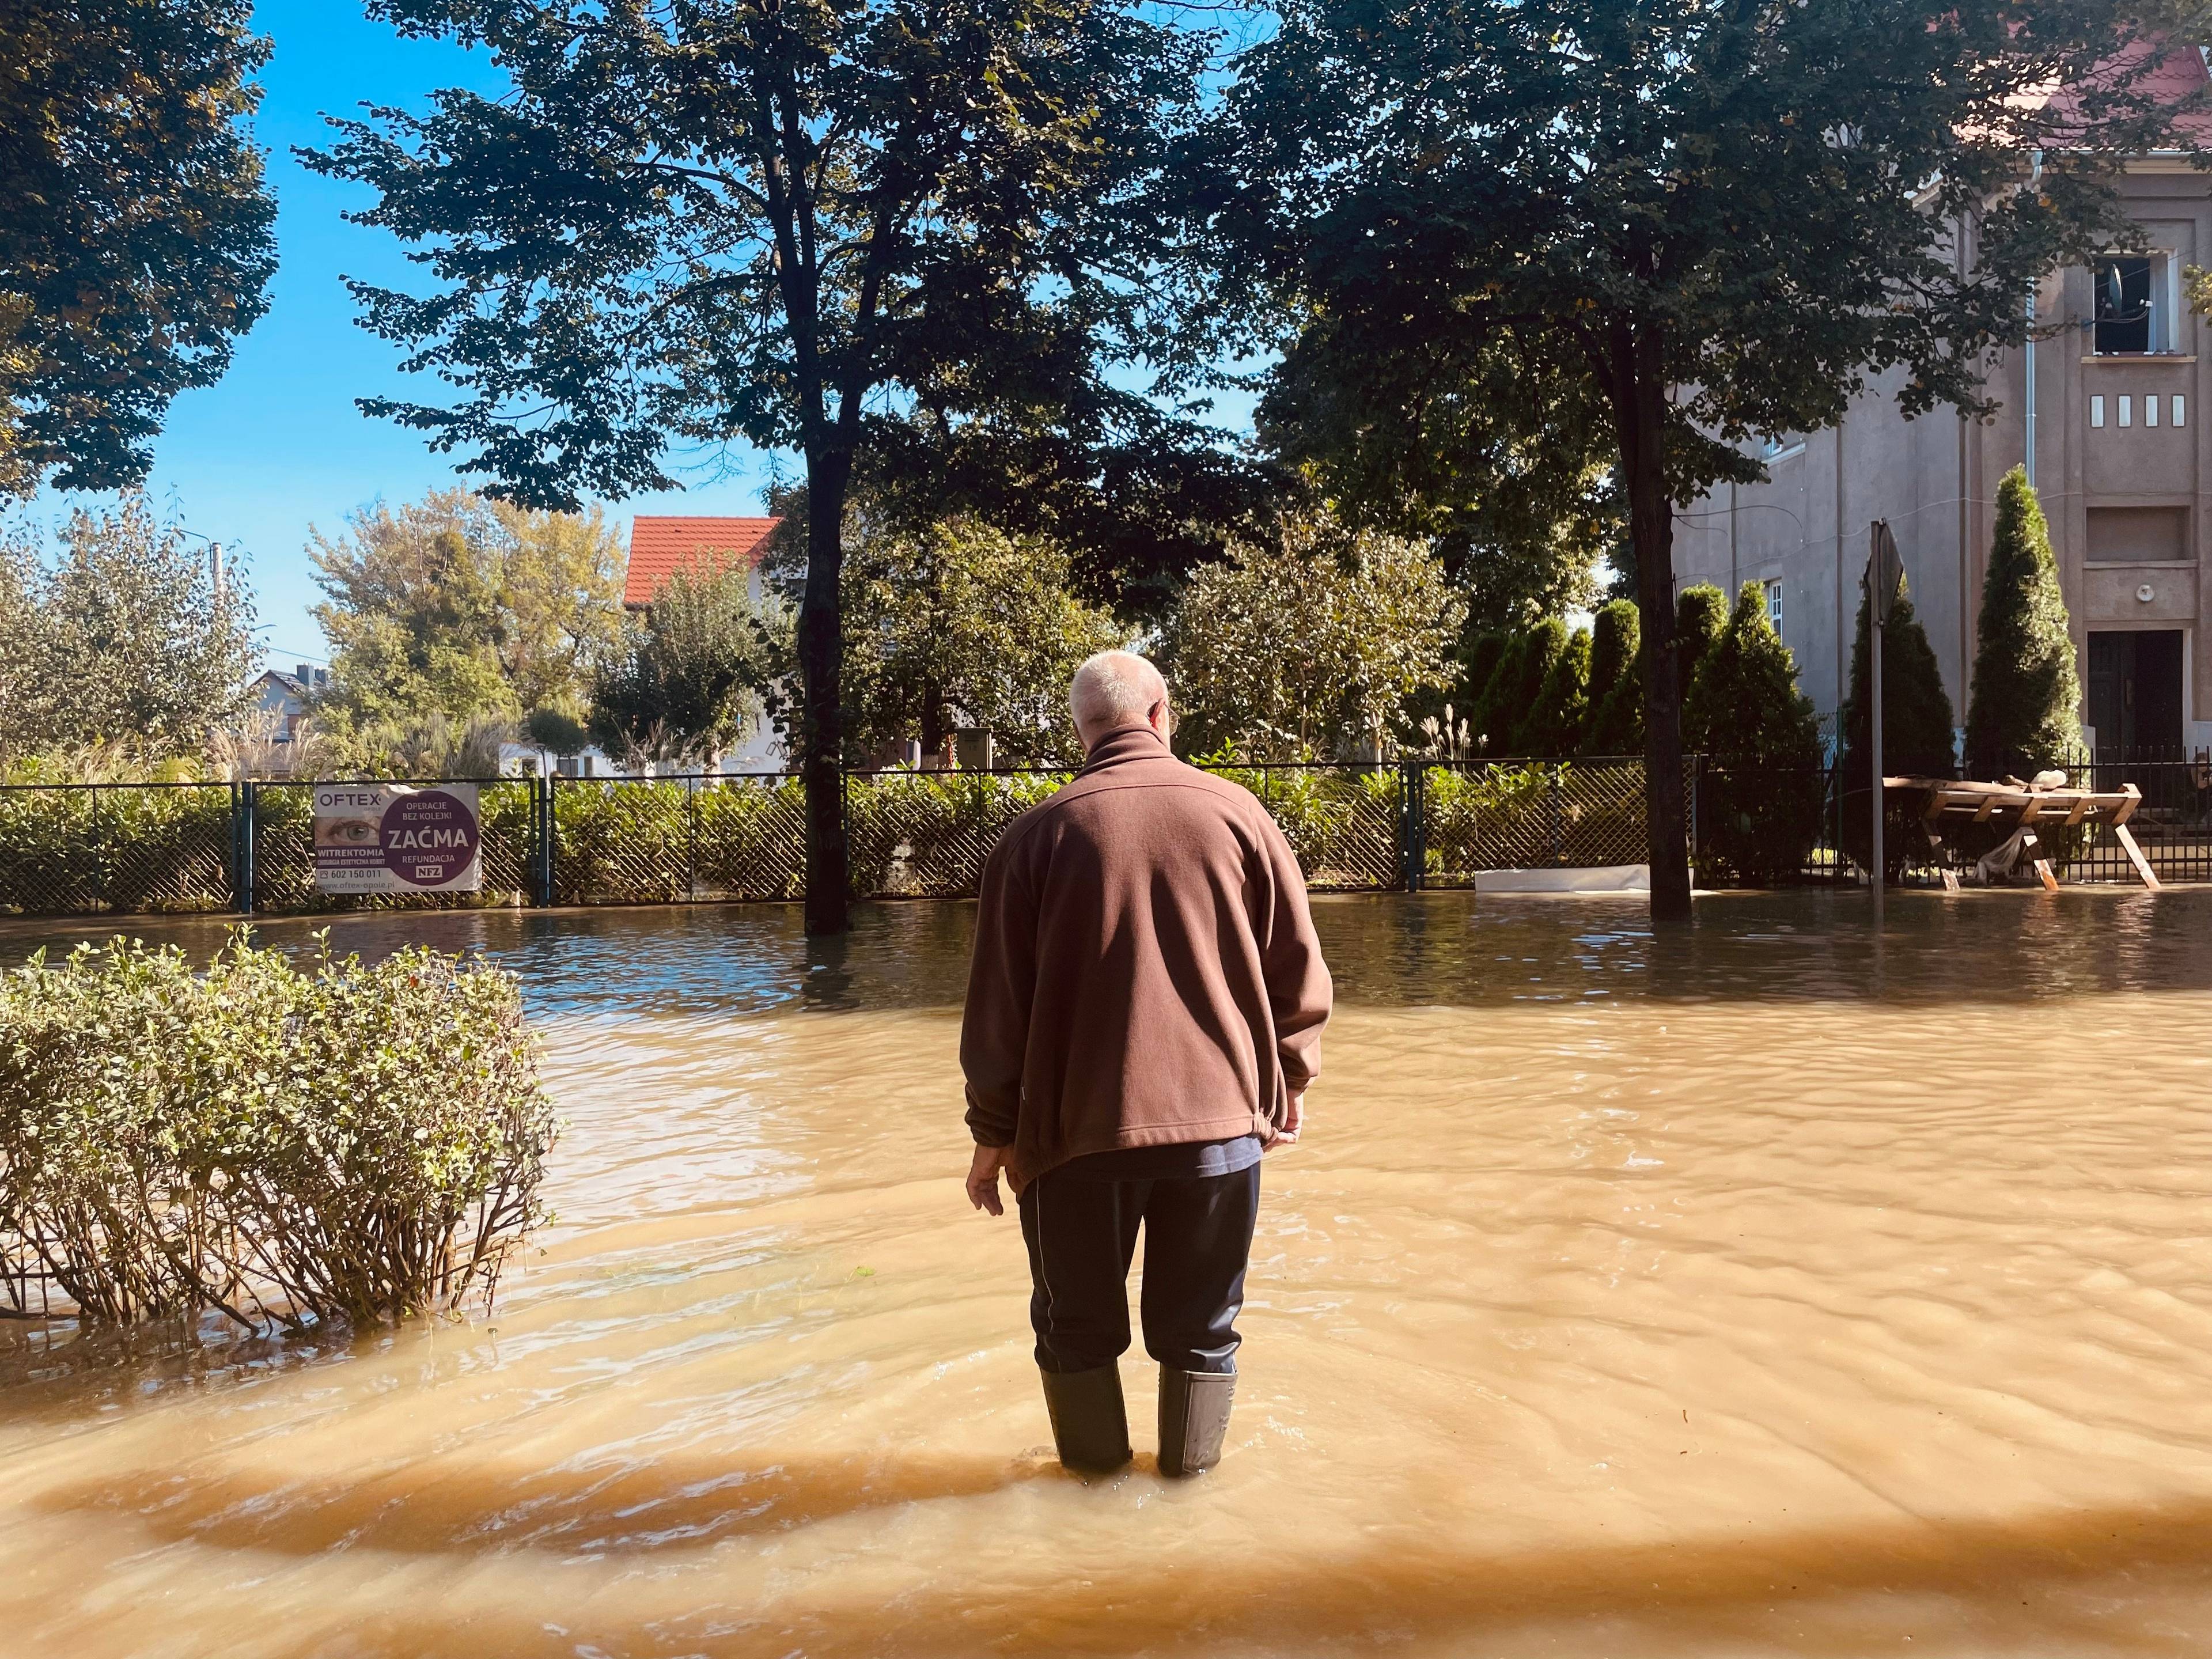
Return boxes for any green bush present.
[1522,626,1592,756]
[1673,585,1730,750]
[0,783,234,916]
[1839,568,1957,880]
[1685,583,1824,884]
[1581,599,1643,756]
[0,933,557,1330]
[1965,467,2083,778]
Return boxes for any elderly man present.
[961,649,1332,1477]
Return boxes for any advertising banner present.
[313,783,483,894]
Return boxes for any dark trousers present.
[1017,1162,1260,1376]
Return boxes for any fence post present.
[1548,766,1566,866]
[537,774,556,907]
[1410,762,1429,891]
[1688,753,1701,867]
[237,780,256,915]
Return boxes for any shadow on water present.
[32,1449,2212,1656]
[6,885,2212,1013]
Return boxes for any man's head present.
[1070,650,1171,751]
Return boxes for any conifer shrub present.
[0,934,556,1330]
[1839,570,1957,880]
[1521,626,1592,756]
[1582,599,1643,755]
[1469,619,1566,755]
[1684,583,1824,882]
[1674,584,1729,747]
[1965,467,2084,778]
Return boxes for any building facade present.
[1675,151,2212,760]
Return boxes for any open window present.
[2093,253,2178,354]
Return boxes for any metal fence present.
[12,751,2209,922]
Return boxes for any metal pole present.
[238,780,256,916]
[1869,522,1889,897]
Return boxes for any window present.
[2176,395,2188,428]
[1765,579,1783,630]
[2093,253,2177,354]
[1760,435,1805,461]
[2092,395,2107,427]
[2149,394,2160,427]
[2121,395,2134,427]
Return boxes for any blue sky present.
[14,1,781,673]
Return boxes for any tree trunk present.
[919,680,945,763]
[1611,328,1694,921]
[799,449,852,934]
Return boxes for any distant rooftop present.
[624,516,782,607]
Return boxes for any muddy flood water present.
[5,889,2212,1658]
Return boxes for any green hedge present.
[0,933,558,1330]
[0,784,234,916]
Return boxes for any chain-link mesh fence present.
[552,774,808,903]
[33,755,2132,918]
[249,779,536,913]
[1419,759,1651,886]
[0,783,235,916]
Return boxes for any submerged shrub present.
[0,933,557,1331]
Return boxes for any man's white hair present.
[1070,650,1168,736]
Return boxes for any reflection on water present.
[9,884,2212,1011]
[5,889,2212,1656]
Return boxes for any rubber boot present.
[1040,1363,1131,1474]
[1157,1366,1236,1477]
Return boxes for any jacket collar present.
[1078,723,1173,775]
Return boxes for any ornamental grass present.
[0,931,558,1331]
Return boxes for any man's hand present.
[967,1143,1011,1215]
[1269,1089,1305,1152]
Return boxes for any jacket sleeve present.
[1256,816,1332,1091]
[960,834,1036,1147]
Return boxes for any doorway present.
[2086,629,2185,759]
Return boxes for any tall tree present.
[842,518,1124,766]
[592,564,783,766]
[1192,0,2191,918]
[1256,309,1620,631]
[1162,513,1464,759]
[1965,466,2084,777]
[0,498,257,760]
[310,1,1198,932]
[1,1,276,491]
[309,490,626,732]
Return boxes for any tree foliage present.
[841,518,1124,766]
[1841,567,1957,877]
[309,0,1202,931]
[1521,626,1592,757]
[1468,617,1566,756]
[1256,309,1619,631]
[0,498,257,761]
[1685,582,1824,882]
[0,1,276,492]
[309,490,626,737]
[1164,513,1465,760]
[1583,599,1643,756]
[1675,585,1730,751]
[591,565,783,767]
[1190,0,2195,915]
[1965,466,2084,776]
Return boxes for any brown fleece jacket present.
[960,723,1333,1187]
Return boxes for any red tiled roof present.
[2027,37,2212,145]
[623,516,782,607]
